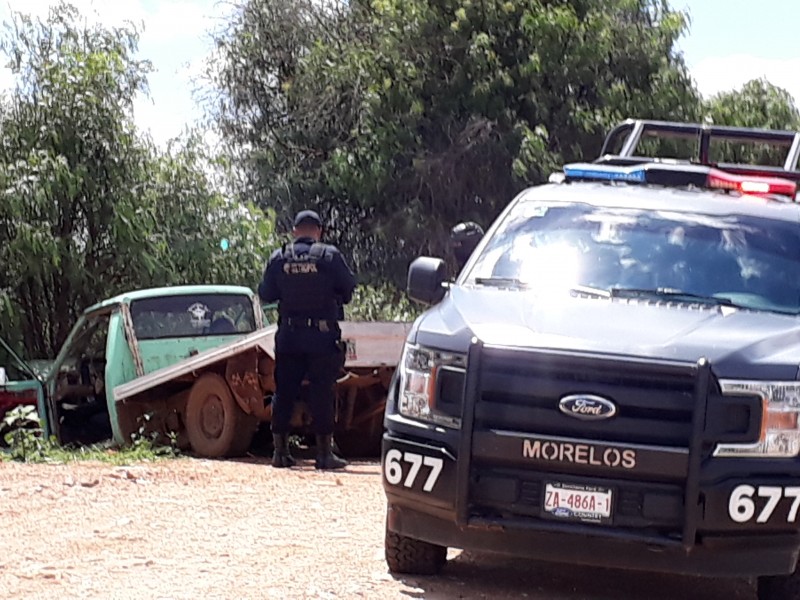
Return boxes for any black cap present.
[450,221,484,244]
[293,209,323,228]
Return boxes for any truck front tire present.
[185,373,257,458]
[385,516,447,575]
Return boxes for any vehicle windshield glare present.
[465,201,800,315]
[131,294,257,340]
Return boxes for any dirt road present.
[0,455,757,599]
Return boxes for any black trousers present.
[271,351,341,435]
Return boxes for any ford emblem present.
[558,394,617,421]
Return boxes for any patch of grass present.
[1,405,180,465]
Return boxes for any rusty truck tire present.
[385,516,447,575]
[185,373,256,458]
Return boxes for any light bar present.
[707,170,797,198]
[562,162,798,199]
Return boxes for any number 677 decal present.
[729,485,800,523]
[384,449,444,493]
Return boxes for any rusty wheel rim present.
[199,394,225,439]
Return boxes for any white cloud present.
[2,0,147,27]
[0,0,219,147]
[690,54,800,105]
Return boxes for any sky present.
[0,0,798,148]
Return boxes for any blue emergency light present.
[562,163,647,182]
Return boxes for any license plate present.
[544,482,613,524]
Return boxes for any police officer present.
[258,209,357,470]
[450,221,484,272]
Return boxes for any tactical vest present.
[279,242,336,317]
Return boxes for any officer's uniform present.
[258,210,356,470]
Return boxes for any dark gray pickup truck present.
[382,120,800,599]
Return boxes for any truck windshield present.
[465,201,800,315]
[130,294,257,340]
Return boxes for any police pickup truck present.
[381,120,800,599]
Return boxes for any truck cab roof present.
[83,284,257,314]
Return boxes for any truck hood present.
[413,286,800,380]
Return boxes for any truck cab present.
[382,120,800,600]
[1,285,263,447]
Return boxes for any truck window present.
[130,294,257,340]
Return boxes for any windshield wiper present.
[609,287,744,308]
[569,285,611,298]
[474,277,528,289]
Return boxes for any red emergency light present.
[705,170,797,199]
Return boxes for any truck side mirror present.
[407,257,448,305]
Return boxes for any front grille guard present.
[454,339,712,552]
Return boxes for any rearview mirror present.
[407,257,448,305]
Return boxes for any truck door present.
[0,336,46,434]
[47,310,113,445]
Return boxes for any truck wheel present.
[334,403,384,458]
[228,414,259,456]
[758,571,800,600]
[385,518,447,575]
[185,373,256,458]
[333,425,382,458]
[333,413,383,458]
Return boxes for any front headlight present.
[397,344,465,429]
[714,380,800,458]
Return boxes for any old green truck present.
[0,284,410,457]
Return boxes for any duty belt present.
[282,317,337,332]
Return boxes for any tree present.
[701,79,800,166]
[0,2,276,357]
[209,0,700,282]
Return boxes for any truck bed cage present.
[597,119,800,183]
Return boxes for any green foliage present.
[702,79,800,166]
[347,283,421,322]
[1,404,179,464]
[210,0,700,283]
[0,2,277,358]
[2,0,800,360]
[2,405,47,462]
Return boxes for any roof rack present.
[598,119,800,183]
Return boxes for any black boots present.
[271,433,296,468]
[272,433,345,470]
[315,434,347,470]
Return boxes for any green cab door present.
[0,336,46,434]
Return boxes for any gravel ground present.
[0,455,758,599]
